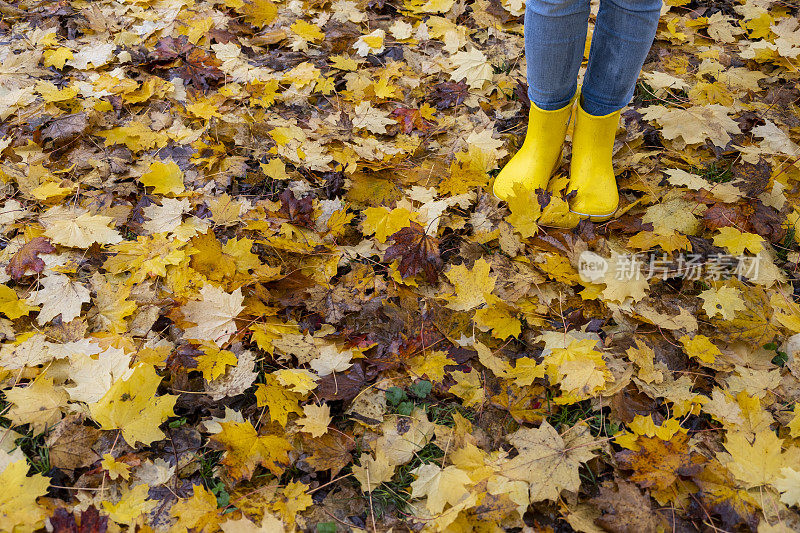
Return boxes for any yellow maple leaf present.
[181,284,244,345]
[291,20,324,42]
[274,368,318,394]
[102,484,156,526]
[196,342,239,381]
[0,460,49,531]
[101,454,131,480]
[408,350,455,383]
[788,410,800,438]
[680,334,721,364]
[448,48,492,89]
[448,370,485,407]
[699,285,746,320]
[5,376,68,434]
[0,285,37,320]
[169,485,220,532]
[254,374,304,426]
[89,363,177,447]
[296,403,331,437]
[352,449,396,492]
[43,210,122,248]
[625,340,664,384]
[474,299,522,339]
[505,183,541,238]
[139,160,185,196]
[89,272,137,333]
[410,463,472,515]
[104,233,187,284]
[444,257,496,311]
[775,468,800,507]
[97,122,168,152]
[43,47,73,69]
[542,339,610,400]
[502,421,598,502]
[241,0,278,27]
[272,481,313,524]
[713,227,764,255]
[721,430,785,488]
[211,421,292,481]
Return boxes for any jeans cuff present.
[580,93,626,116]
[528,88,578,111]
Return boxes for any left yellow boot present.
[492,94,577,202]
[567,101,621,221]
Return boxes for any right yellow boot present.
[492,95,577,202]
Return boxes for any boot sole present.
[569,208,617,222]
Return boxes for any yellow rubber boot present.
[492,96,577,202]
[567,101,621,221]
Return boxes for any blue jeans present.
[525,0,662,116]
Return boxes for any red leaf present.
[50,506,108,533]
[384,222,443,283]
[6,236,55,280]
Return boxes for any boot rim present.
[569,207,617,221]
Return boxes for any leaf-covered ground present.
[1,0,800,530]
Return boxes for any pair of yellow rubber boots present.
[493,93,620,221]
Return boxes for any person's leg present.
[568,0,661,219]
[493,0,589,201]
[581,0,663,115]
[525,0,591,110]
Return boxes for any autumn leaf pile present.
[0,0,800,530]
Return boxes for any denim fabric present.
[525,0,662,116]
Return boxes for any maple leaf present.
[221,514,285,532]
[362,205,416,243]
[296,403,332,437]
[101,454,131,480]
[691,461,760,530]
[49,506,107,533]
[271,481,313,524]
[181,284,245,344]
[65,346,132,403]
[210,421,292,481]
[699,285,746,320]
[0,460,47,533]
[195,342,239,381]
[383,222,443,283]
[449,48,492,89]
[640,104,741,148]
[505,183,541,238]
[27,273,90,325]
[720,430,786,488]
[0,285,37,320]
[615,433,704,491]
[5,237,55,280]
[139,160,185,196]
[309,343,353,376]
[42,209,122,248]
[352,449,396,492]
[591,480,661,533]
[304,431,355,477]
[410,464,473,515]
[102,484,157,526]
[444,257,496,311]
[88,363,177,447]
[501,421,598,502]
[679,334,721,365]
[88,272,137,333]
[169,485,220,533]
[277,188,314,228]
[5,376,68,434]
[254,374,304,426]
